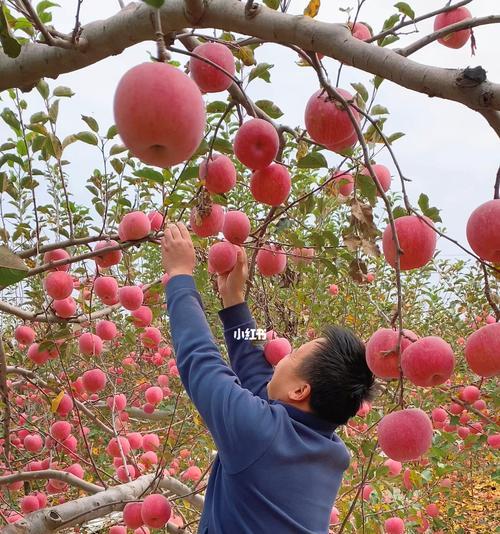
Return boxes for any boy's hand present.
[217,246,248,308]
[161,222,196,278]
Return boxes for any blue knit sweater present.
[166,275,350,534]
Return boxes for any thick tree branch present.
[184,0,205,25]
[0,0,499,118]
[1,474,204,533]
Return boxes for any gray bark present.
[0,474,204,533]
[0,0,498,119]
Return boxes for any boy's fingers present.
[162,227,172,245]
[177,222,191,241]
[168,224,181,240]
[238,246,247,263]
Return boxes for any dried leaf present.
[303,0,321,18]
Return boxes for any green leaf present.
[106,125,117,139]
[255,100,283,119]
[0,142,16,151]
[134,167,165,184]
[380,34,400,47]
[193,138,209,157]
[142,0,165,6]
[373,75,385,89]
[75,131,99,145]
[30,111,48,124]
[179,166,200,181]
[249,63,273,83]
[394,2,415,20]
[110,158,124,174]
[387,131,405,144]
[0,245,29,288]
[263,0,279,8]
[45,133,62,159]
[418,193,430,212]
[351,82,368,103]
[212,137,233,154]
[392,206,407,219]
[62,134,77,150]
[81,115,99,133]
[36,1,59,18]
[36,79,49,99]
[49,99,59,122]
[0,5,21,58]
[53,86,74,97]
[206,101,228,113]
[357,172,377,205]
[381,13,400,32]
[1,108,20,131]
[296,151,327,169]
[0,153,23,168]
[418,193,442,222]
[109,144,127,156]
[371,105,389,115]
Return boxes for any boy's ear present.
[290,383,311,401]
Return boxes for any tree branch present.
[495,165,500,200]
[6,366,115,435]
[1,0,499,118]
[184,0,205,25]
[0,469,104,494]
[398,15,500,57]
[1,474,204,533]
[0,337,11,468]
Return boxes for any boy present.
[162,222,375,534]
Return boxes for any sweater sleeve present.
[165,275,279,474]
[218,303,274,400]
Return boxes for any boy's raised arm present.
[217,248,273,399]
[161,224,277,474]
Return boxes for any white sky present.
[1,0,499,261]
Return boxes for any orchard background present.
[0,0,499,533]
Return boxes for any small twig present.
[153,8,170,62]
[72,0,84,43]
[481,264,500,321]
[398,15,500,57]
[0,337,11,468]
[169,45,257,116]
[21,0,55,45]
[450,396,498,426]
[494,165,500,199]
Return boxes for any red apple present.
[434,7,472,49]
[466,199,500,262]
[378,408,433,461]
[382,215,436,270]
[114,62,206,167]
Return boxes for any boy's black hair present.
[297,326,376,426]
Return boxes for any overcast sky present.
[1,0,498,261]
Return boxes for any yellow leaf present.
[51,390,65,413]
[296,140,308,160]
[304,0,320,18]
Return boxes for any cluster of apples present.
[364,317,499,464]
